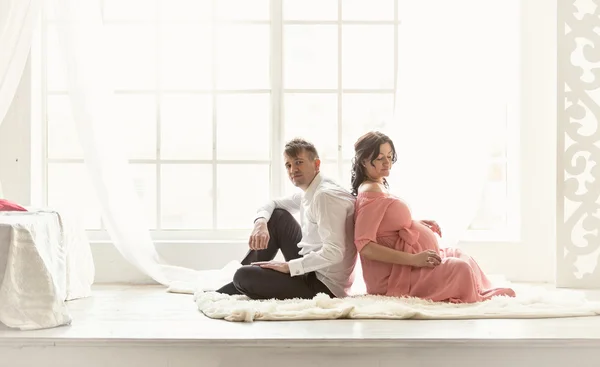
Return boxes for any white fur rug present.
[194,285,600,322]
[169,261,600,322]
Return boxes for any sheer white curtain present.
[0,0,40,196]
[0,0,39,126]
[387,0,508,248]
[50,0,200,286]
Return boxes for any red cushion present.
[0,199,27,212]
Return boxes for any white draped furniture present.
[0,210,94,330]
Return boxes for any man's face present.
[284,149,320,191]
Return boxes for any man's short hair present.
[284,138,319,161]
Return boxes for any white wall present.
[0,0,558,285]
[0,56,31,205]
[92,241,249,283]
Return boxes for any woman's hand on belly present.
[420,219,442,237]
[410,250,442,268]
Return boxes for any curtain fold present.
[0,0,39,127]
[50,0,199,285]
[0,0,40,199]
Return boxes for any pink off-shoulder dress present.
[354,192,515,303]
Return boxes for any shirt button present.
[295,270,300,275]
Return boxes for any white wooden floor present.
[2,285,600,367]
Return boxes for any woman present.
[352,131,515,303]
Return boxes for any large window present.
[42,0,518,241]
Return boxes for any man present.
[216,138,357,300]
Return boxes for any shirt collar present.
[302,172,323,203]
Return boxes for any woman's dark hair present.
[350,131,397,196]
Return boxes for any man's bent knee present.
[232,265,260,294]
[233,265,278,299]
[269,208,294,226]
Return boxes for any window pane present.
[103,0,157,21]
[341,160,353,193]
[161,164,212,229]
[284,26,337,89]
[113,94,157,159]
[48,95,157,160]
[46,26,67,91]
[47,96,83,159]
[490,128,507,159]
[105,25,156,90]
[159,0,211,21]
[47,163,101,229]
[217,0,270,20]
[217,25,270,89]
[217,164,270,229]
[160,94,213,160]
[342,0,394,20]
[216,94,270,160]
[161,25,212,90]
[283,0,338,21]
[490,110,508,159]
[321,161,353,192]
[283,176,302,198]
[470,162,507,230]
[342,25,395,89]
[284,93,338,160]
[341,93,394,159]
[320,161,340,184]
[130,164,157,229]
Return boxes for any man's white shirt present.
[255,173,357,297]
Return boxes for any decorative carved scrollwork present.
[558,0,600,287]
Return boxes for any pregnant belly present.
[411,220,440,252]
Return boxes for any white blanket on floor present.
[0,210,94,330]
[194,285,600,322]
[167,261,600,321]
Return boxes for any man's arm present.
[255,192,302,223]
[287,192,352,276]
[250,192,302,251]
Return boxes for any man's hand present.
[420,219,442,237]
[252,261,290,274]
[249,219,270,250]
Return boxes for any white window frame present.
[35,0,520,245]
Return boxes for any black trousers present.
[215,209,334,300]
